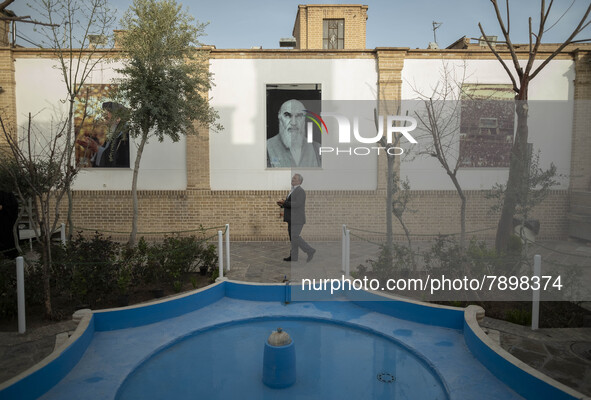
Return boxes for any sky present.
[7,0,591,50]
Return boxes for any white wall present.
[14,58,187,190]
[401,58,574,190]
[15,55,574,193]
[209,58,379,191]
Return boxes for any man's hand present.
[277,200,285,207]
[76,136,99,152]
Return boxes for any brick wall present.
[0,20,9,47]
[570,50,591,191]
[59,189,568,242]
[0,46,16,146]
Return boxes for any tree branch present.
[489,0,524,80]
[478,22,520,93]
[530,2,591,80]
[506,0,510,34]
[0,15,59,27]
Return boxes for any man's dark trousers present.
[288,223,314,261]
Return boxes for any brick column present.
[293,6,307,50]
[186,50,212,190]
[376,48,407,189]
[570,50,591,191]
[0,46,16,148]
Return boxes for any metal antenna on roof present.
[432,21,443,45]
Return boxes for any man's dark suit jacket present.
[94,121,130,168]
[283,186,306,225]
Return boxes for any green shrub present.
[53,232,121,306]
[0,256,17,318]
[356,243,414,281]
[505,308,532,326]
[0,233,219,318]
[423,236,467,275]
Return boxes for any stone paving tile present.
[507,347,548,369]
[543,359,587,380]
[0,320,77,383]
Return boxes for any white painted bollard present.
[218,230,224,278]
[16,256,25,334]
[531,254,541,331]
[341,225,346,273]
[225,224,231,271]
[60,223,66,245]
[345,229,351,277]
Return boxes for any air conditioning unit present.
[279,37,297,48]
[479,36,497,47]
[479,117,498,129]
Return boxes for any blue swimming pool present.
[0,281,583,400]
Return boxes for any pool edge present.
[0,313,94,400]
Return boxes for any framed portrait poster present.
[74,84,130,169]
[266,84,322,168]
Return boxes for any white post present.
[225,224,231,271]
[341,225,346,272]
[531,254,541,330]
[16,256,25,334]
[60,223,66,245]
[345,229,351,277]
[218,230,224,278]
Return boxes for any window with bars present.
[323,19,344,49]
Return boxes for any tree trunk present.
[385,152,394,249]
[66,98,75,239]
[495,97,529,252]
[129,129,148,246]
[39,199,53,319]
[449,173,466,249]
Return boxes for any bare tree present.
[479,0,591,252]
[30,0,115,238]
[411,62,468,249]
[0,114,75,318]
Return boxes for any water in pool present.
[116,318,448,399]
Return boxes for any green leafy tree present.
[117,0,222,245]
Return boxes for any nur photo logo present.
[306,111,418,156]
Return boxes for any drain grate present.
[377,373,396,383]
[571,342,591,362]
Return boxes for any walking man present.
[277,174,316,262]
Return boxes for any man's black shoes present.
[284,252,315,262]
